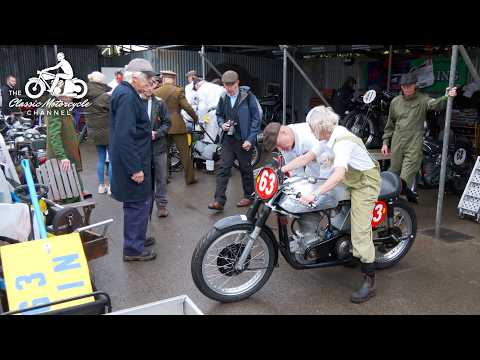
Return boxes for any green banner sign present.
[410,56,467,93]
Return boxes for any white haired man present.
[109,58,158,262]
[281,106,381,303]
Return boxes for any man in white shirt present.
[181,70,199,130]
[262,122,322,178]
[281,106,381,304]
[194,79,225,143]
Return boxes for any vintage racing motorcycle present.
[191,154,417,303]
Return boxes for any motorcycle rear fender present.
[213,215,279,266]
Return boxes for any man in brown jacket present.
[154,70,199,185]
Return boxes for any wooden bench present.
[35,159,95,225]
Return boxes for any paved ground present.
[81,142,480,314]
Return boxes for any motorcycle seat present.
[379,171,401,199]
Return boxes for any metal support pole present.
[201,45,206,79]
[53,45,58,56]
[199,50,222,78]
[291,48,296,124]
[283,46,288,125]
[280,45,331,108]
[387,45,393,91]
[459,45,480,84]
[435,45,459,238]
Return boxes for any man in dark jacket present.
[109,58,157,262]
[208,71,261,210]
[1,75,17,116]
[143,81,171,217]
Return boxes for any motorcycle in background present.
[258,94,295,129]
[418,132,474,195]
[342,89,394,149]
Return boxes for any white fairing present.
[278,176,351,214]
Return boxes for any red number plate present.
[371,200,387,228]
[256,167,279,200]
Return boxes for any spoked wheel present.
[191,224,276,303]
[374,198,417,269]
[169,143,183,172]
[345,113,378,149]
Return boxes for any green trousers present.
[389,131,423,189]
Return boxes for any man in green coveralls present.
[381,73,457,202]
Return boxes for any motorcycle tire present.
[374,198,417,270]
[168,143,183,172]
[420,158,440,188]
[233,143,262,169]
[344,112,379,149]
[191,223,277,303]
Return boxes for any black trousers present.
[214,136,254,205]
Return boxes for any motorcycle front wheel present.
[191,223,277,303]
[374,198,417,269]
[344,112,379,149]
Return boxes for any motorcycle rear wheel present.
[374,198,417,269]
[233,143,262,169]
[191,224,276,303]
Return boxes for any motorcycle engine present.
[290,213,330,264]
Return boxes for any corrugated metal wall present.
[0,45,101,90]
[101,48,284,97]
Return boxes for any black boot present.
[401,179,418,204]
[350,262,376,304]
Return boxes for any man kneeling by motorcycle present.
[281,106,381,303]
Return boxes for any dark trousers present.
[153,152,168,208]
[123,196,152,256]
[214,136,254,205]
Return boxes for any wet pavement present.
[81,142,480,314]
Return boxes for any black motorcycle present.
[258,94,295,129]
[418,133,474,195]
[1,115,47,182]
[191,153,417,303]
[342,89,394,149]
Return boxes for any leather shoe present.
[237,198,254,207]
[208,201,224,211]
[157,207,169,217]
[123,250,157,262]
[145,237,156,247]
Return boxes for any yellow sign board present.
[0,233,93,314]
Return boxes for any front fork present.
[235,199,272,272]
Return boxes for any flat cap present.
[161,70,177,77]
[186,70,198,77]
[222,70,239,84]
[400,73,417,86]
[125,58,156,77]
[262,122,282,152]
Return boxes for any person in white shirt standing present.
[182,70,199,131]
[194,79,225,144]
[281,106,381,304]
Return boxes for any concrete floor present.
[80,142,480,314]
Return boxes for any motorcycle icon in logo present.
[24,52,88,99]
